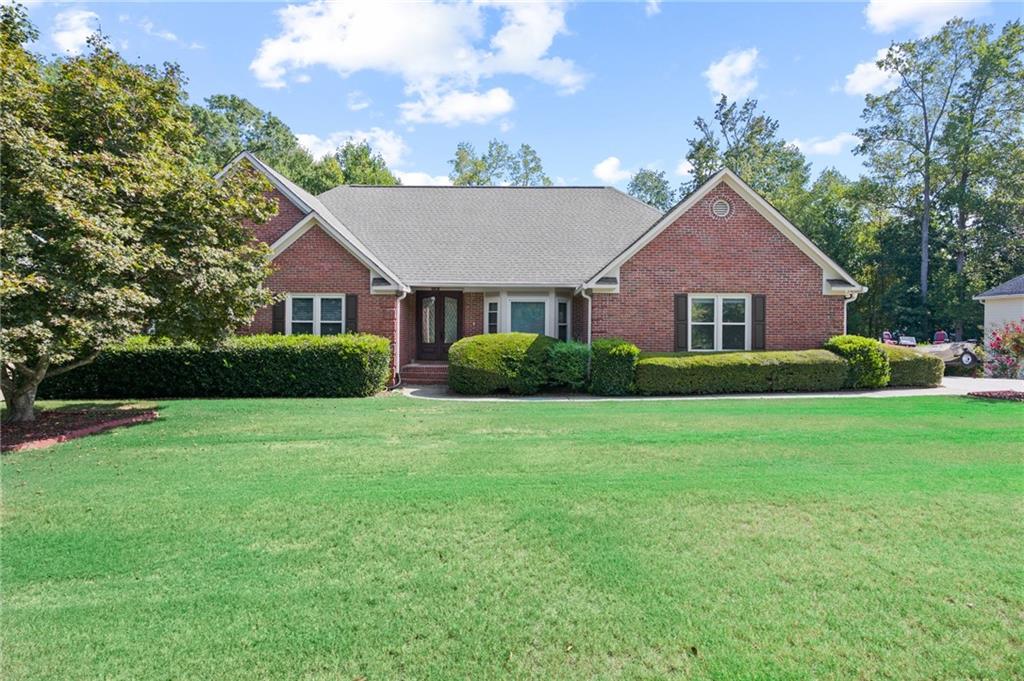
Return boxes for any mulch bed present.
[967,391,1024,403]
[2,406,158,452]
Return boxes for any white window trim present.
[285,293,345,335]
[482,292,571,339]
[688,293,751,352]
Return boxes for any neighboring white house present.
[974,274,1024,342]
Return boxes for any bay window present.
[287,294,345,335]
[689,294,750,351]
[482,293,571,339]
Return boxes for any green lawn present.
[3,395,1022,680]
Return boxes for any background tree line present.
[627,18,1023,341]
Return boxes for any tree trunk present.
[3,383,39,423]
[2,358,50,424]
[920,162,931,307]
[953,167,970,342]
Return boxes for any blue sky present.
[23,0,1022,186]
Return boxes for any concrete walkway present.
[401,376,1024,402]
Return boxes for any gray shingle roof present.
[315,185,662,286]
[977,274,1024,298]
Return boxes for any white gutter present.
[842,291,860,334]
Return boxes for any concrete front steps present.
[400,362,449,385]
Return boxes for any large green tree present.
[448,139,551,186]
[683,96,810,217]
[0,6,275,422]
[191,94,345,193]
[855,20,976,310]
[627,169,676,211]
[936,20,1024,337]
[335,140,400,185]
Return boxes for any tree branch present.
[45,351,100,378]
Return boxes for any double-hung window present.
[287,294,345,335]
[689,294,750,351]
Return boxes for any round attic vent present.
[711,199,731,218]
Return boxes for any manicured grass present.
[3,395,1022,680]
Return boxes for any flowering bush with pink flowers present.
[984,319,1024,379]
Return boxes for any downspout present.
[580,288,593,379]
[842,292,859,335]
[391,290,408,390]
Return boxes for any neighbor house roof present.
[316,185,661,287]
[974,274,1024,300]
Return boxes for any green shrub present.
[448,333,556,395]
[547,341,590,391]
[589,338,640,395]
[884,345,944,387]
[823,334,891,389]
[635,350,848,395]
[38,334,392,399]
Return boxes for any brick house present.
[222,152,865,384]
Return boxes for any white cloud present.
[394,171,452,186]
[865,0,989,35]
[294,73,311,84]
[844,47,900,96]
[295,127,409,166]
[139,18,177,42]
[399,87,514,125]
[347,90,371,111]
[593,156,632,184]
[250,0,584,125]
[675,159,694,177]
[645,0,661,17]
[703,47,759,101]
[53,8,99,55]
[790,132,860,155]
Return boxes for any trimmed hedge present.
[824,335,891,389]
[38,334,392,399]
[547,341,590,391]
[590,338,640,395]
[884,345,944,387]
[635,350,848,395]
[448,333,557,395]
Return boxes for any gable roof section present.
[974,273,1024,300]
[216,151,408,291]
[580,168,866,295]
[315,185,661,287]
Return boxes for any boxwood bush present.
[38,334,392,399]
[547,341,590,391]
[823,334,891,389]
[448,333,557,395]
[589,338,640,396]
[883,345,944,387]
[635,350,848,395]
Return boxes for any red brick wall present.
[572,293,588,342]
[463,292,484,337]
[247,188,307,245]
[240,225,401,375]
[591,182,845,351]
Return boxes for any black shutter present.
[271,300,286,334]
[674,294,688,352]
[345,294,358,333]
[752,294,766,350]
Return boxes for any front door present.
[416,291,463,360]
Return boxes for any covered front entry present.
[416,290,463,360]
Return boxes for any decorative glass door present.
[416,291,462,360]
